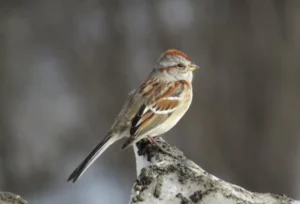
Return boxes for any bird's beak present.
[188,63,199,71]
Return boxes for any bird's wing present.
[121,80,188,150]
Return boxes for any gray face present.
[154,55,194,82]
[157,55,190,71]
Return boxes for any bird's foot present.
[146,135,170,154]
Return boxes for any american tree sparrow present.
[68,49,198,182]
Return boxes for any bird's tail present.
[67,131,118,183]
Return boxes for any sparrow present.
[67,49,198,182]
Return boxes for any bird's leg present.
[146,136,184,160]
[147,135,160,147]
[146,135,171,155]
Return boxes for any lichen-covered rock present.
[129,137,299,204]
[0,192,27,204]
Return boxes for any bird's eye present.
[177,63,185,68]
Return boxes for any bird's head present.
[153,49,198,82]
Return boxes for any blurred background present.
[0,0,300,203]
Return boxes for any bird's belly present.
[149,99,191,137]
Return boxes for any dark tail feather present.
[67,132,117,183]
[121,136,137,151]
